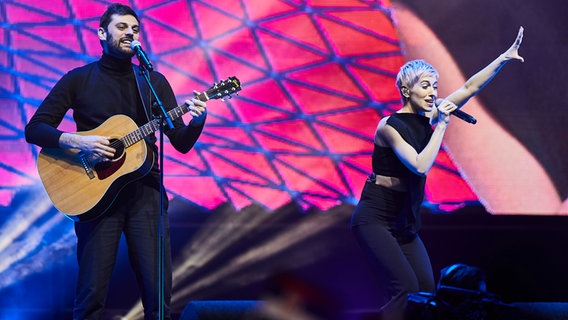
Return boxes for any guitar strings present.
[102,80,240,154]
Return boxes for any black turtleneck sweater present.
[25,53,204,162]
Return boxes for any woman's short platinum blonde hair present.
[395,60,438,101]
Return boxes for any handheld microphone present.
[435,99,477,124]
[130,40,153,72]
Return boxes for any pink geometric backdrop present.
[0,0,477,213]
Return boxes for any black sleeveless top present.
[373,113,433,177]
[363,113,433,236]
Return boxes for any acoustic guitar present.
[37,76,241,222]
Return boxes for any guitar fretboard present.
[120,92,208,148]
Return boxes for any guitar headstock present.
[198,76,241,101]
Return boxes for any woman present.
[393,2,564,214]
[350,27,524,320]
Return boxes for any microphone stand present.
[137,62,173,320]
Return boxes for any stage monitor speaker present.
[179,300,260,320]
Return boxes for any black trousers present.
[351,182,435,320]
[73,177,171,320]
[352,224,435,320]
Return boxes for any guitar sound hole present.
[94,138,127,180]
[110,139,125,160]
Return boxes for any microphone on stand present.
[435,99,477,124]
[130,40,153,72]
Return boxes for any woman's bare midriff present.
[373,174,408,192]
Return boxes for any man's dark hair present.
[99,3,140,30]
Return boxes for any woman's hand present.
[435,99,458,125]
[502,26,524,62]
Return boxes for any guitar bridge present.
[79,152,95,179]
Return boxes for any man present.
[25,3,206,319]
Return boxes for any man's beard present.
[106,34,134,59]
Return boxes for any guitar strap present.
[132,64,153,122]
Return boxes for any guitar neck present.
[121,92,209,148]
[121,76,240,148]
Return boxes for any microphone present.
[435,99,477,124]
[130,40,153,72]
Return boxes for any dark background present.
[394,0,568,199]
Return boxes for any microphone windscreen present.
[130,40,142,50]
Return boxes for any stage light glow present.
[173,211,344,296]
[123,205,347,319]
[0,185,74,289]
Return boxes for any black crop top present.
[372,113,433,177]
[370,113,434,234]
[372,145,406,177]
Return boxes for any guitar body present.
[37,115,154,221]
[35,77,241,222]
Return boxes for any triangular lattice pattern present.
[0,0,478,212]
